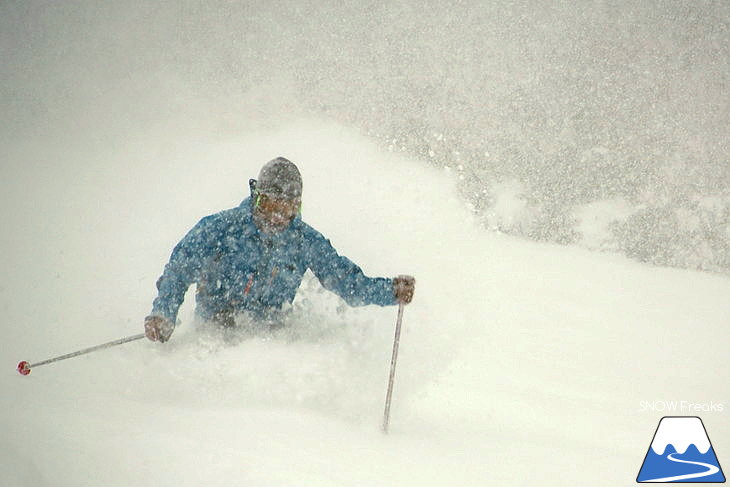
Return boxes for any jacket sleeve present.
[150,216,217,323]
[305,230,396,307]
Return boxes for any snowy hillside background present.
[1,2,728,486]
[3,0,728,273]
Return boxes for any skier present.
[145,157,416,342]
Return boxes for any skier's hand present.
[393,275,416,304]
[144,315,174,343]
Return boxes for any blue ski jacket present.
[151,197,396,324]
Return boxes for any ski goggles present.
[255,193,302,215]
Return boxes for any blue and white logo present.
[637,416,725,483]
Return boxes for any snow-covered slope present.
[1,122,728,486]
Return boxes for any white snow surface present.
[1,122,729,486]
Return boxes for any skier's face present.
[254,193,301,234]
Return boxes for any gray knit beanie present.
[256,157,303,198]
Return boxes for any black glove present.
[393,275,416,304]
[144,315,174,343]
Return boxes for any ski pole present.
[382,302,405,433]
[17,333,146,376]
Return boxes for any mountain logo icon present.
[637,416,725,483]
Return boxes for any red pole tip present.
[17,361,31,376]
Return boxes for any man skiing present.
[145,157,416,342]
